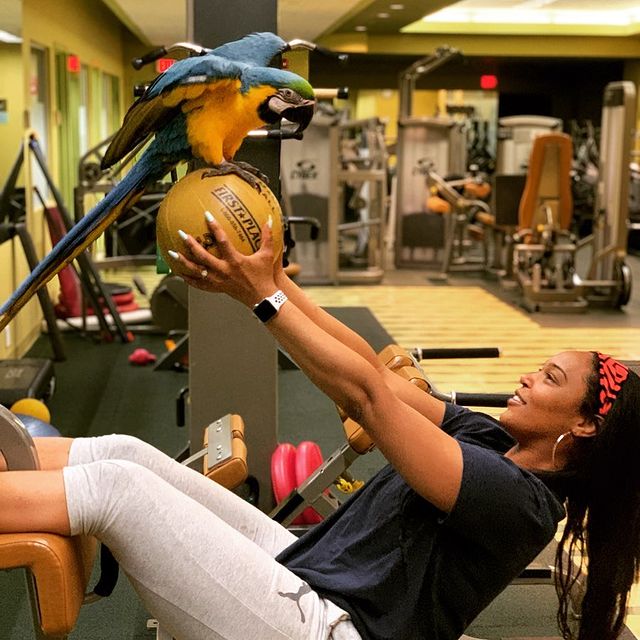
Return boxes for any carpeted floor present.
[2,330,189,639]
[1,306,395,639]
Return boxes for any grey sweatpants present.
[63,434,361,640]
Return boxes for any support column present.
[187,1,280,511]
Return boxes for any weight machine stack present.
[511,81,636,312]
[393,46,468,268]
[582,81,636,307]
[495,115,563,175]
[329,117,388,284]
[282,110,387,284]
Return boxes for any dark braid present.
[555,353,640,639]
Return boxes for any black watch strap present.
[252,290,288,323]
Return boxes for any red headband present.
[597,352,629,416]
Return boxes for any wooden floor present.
[113,265,640,413]
[304,283,639,390]
[103,262,640,637]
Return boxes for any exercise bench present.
[0,406,248,639]
[270,344,508,527]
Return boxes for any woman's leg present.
[0,470,70,534]
[33,437,73,470]
[67,434,296,556]
[0,437,73,472]
[63,459,354,640]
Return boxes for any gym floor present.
[21,253,640,639]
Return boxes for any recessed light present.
[390,3,404,9]
[355,25,367,31]
[377,12,390,18]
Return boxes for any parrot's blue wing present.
[209,32,286,67]
[102,33,288,170]
[143,55,244,99]
[102,55,244,169]
[102,32,287,169]
[147,31,285,98]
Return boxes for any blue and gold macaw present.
[0,32,315,331]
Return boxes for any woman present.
[1,212,639,640]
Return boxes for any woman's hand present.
[169,211,279,308]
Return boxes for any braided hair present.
[555,352,640,640]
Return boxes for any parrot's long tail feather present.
[0,152,169,332]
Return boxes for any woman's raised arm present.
[173,217,462,512]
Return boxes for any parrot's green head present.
[255,70,316,133]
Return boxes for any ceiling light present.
[423,6,638,28]
[553,11,630,26]
[354,25,367,31]
[518,0,555,8]
[424,9,470,23]
[377,12,390,19]
[471,9,550,24]
[0,30,21,44]
[390,3,404,9]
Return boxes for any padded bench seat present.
[0,533,97,638]
[0,412,248,639]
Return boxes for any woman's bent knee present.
[63,459,155,536]
[69,433,151,466]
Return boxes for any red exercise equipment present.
[271,441,325,525]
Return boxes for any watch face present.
[253,291,286,323]
[254,299,277,322]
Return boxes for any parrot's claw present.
[202,161,269,192]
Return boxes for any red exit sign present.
[156,58,176,73]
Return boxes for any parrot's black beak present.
[282,99,315,133]
[265,92,316,133]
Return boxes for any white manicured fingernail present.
[168,250,179,259]
[267,215,273,229]
[204,211,214,223]
[178,229,188,240]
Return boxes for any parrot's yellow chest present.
[183,81,276,164]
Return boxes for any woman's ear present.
[572,416,601,439]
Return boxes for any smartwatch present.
[252,290,288,323]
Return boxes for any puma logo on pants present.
[278,584,312,622]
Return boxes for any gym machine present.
[582,81,636,307]
[330,117,388,284]
[512,81,636,312]
[475,116,565,279]
[0,148,64,361]
[271,343,508,527]
[281,110,387,284]
[495,115,563,174]
[393,46,467,268]
[1,132,135,349]
[421,166,493,281]
[0,402,249,639]
[74,134,172,267]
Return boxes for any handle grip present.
[451,392,511,407]
[247,128,304,140]
[314,87,349,100]
[411,347,501,360]
[132,47,168,70]
[313,45,348,63]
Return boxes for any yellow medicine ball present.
[157,169,284,277]
[10,398,51,424]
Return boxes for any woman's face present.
[499,351,594,442]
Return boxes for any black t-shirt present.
[276,403,566,640]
